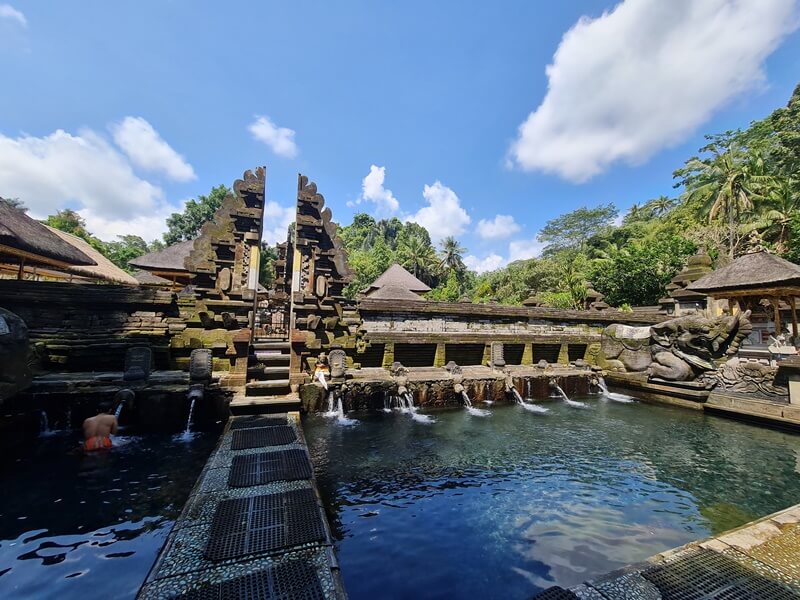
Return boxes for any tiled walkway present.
[535,503,800,599]
[137,414,346,599]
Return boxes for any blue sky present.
[1,1,799,272]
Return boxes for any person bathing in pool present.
[82,390,133,452]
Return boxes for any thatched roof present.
[46,227,139,285]
[0,201,95,266]
[129,239,194,272]
[687,252,800,294]
[364,263,431,294]
[133,269,172,286]
[367,285,425,301]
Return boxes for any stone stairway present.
[230,338,300,415]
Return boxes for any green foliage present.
[538,203,618,255]
[164,185,229,245]
[259,243,278,288]
[428,270,462,302]
[589,236,696,306]
[104,235,153,272]
[43,209,106,252]
[2,198,26,212]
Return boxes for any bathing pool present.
[305,396,800,599]
[0,429,217,599]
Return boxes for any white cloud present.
[262,200,295,245]
[464,253,506,274]
[508,238,545,262]
[357,165,399,215]
[0,127,165,221]
[81,204,176,243]
[0,4,26,27]
[405,181,470,243]
[509,0,798,182]
[476,214,521,240]
[248,116,298,159]
[111,116,195,182]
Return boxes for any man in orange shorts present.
[82,402,118,451]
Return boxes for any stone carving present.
[601,311,753,381]
[329,349,347,380]
[699,357,788,399]
[0,308,32,404]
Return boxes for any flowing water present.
[461,391,491,417]
[323,392,358,426]
[597,377,636,403]
[0,431,216,599]
[552,383,588,408]
[178,397,197,441]
[511,387,549,414]
[114,402,124,419]
[305,400,800,599]
[38,411,52,437]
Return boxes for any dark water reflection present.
[305,398,800,600]
[0,431,216,599]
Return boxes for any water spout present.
[510,386,549,414]
[461,391,491,417]
[323,390,357,426]
[396,390,435,424]
[39,410,53,437]
[550,381,588,409]
[597,377,635,403]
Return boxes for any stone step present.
[230,393,300,415]
[247,365,291,378]
[245,380,292,396]
[252,341,290,351]
[251,352,290,363]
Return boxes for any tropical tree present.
[164,185,229,245]
[397,234,439,284]
[748,179,799,252]
[645,195,676,217]
[438,236,466,275]
[679,148,773,260]
[538,204,618,254]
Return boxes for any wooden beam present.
[17,256,25,280]
[773,297,782,336]
[791,296,798,340]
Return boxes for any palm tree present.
[682,148,773,260]
[645,195,675,217]
[749,179,799,253]
[397,234,439,283]
[439,236,466,275]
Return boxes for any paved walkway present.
[137,414,346,599]
[535,503,800,599]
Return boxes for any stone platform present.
[137,413,346,600]
[606,372,800,430]
[300,364,598,412]
[534,502,800,599]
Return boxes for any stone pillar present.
[481,343,491,366]
[521,342,533,366]
[382,342,395,368]
[557,343,569,365]
[433,343,446,368]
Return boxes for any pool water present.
[0,430,217,599]
[305,397,800,600]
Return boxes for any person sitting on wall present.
[314,353,331,390]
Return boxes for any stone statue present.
[601,311,752,381]
[0,308,32,404]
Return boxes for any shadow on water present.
[0,429,218,599]
[304,398,800,600]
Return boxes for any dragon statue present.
[601,311,753,381]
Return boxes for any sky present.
[1,0,799,272]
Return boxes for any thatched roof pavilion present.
[0,200,96,276]
[128,239,194,285]
[46,227,139,285]
[688,251,800,338]
[362,263,430,299]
